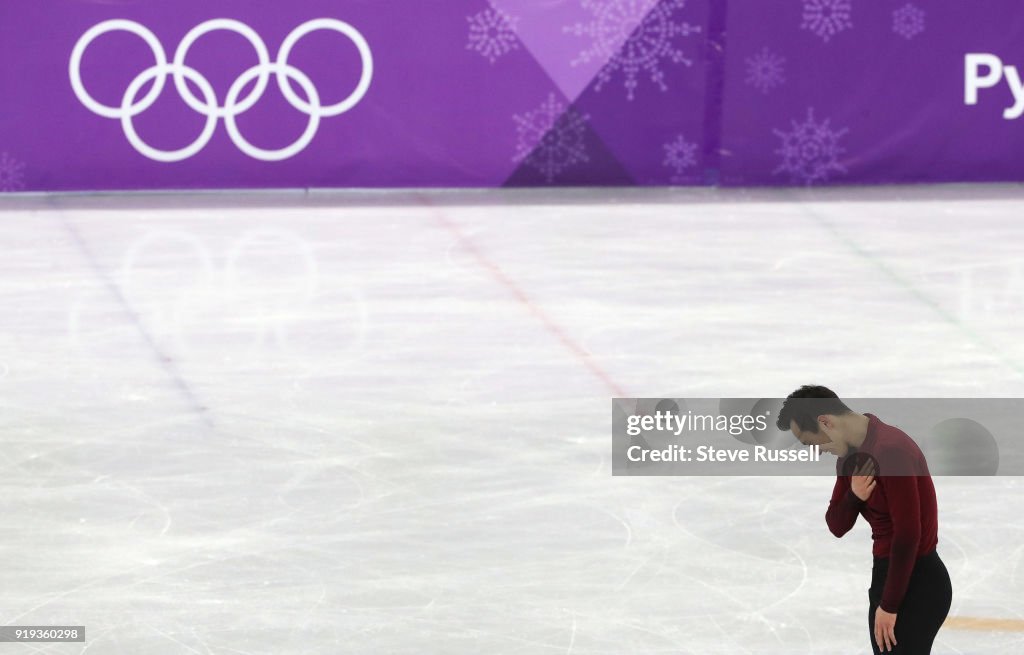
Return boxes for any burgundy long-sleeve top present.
[825,414,939,613]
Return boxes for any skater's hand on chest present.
[852,474,877,501]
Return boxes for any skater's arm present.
[825,475,863,538]
[879,470,922,613]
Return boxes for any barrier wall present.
[1,0,1023,192]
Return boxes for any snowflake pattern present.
[565,0,701,101]
[0,152,26,192]
[745,47,786,94]
[801,0,853,43]
[663,134,698,183]
[512,94,590,183]
[773,108,849,185]
[892,3,925,40]
[466,7,520,63]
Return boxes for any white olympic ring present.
[69,18,373,162]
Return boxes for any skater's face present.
[790,417,847,456]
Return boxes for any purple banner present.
[720,0,1024,186]
[0,0,1022,192]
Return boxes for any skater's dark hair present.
[776,385,853,433]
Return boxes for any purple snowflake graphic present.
[663,134,698,184]
[512,94,590,183]
[801,0,853,43]
[466,7,520,64]
[892,4,925,40]
[0,152,26,192]
[745,47,786,94]
[773,108,849,185]
[565,0,701,101]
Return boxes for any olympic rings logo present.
[69,18,373,162]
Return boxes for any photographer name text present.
[626,444,822,463]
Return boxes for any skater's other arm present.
[879,466,922,613]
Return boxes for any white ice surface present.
[0,186,1022,654]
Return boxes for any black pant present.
[868,550,952,654]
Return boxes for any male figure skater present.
[776,386,952,654]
